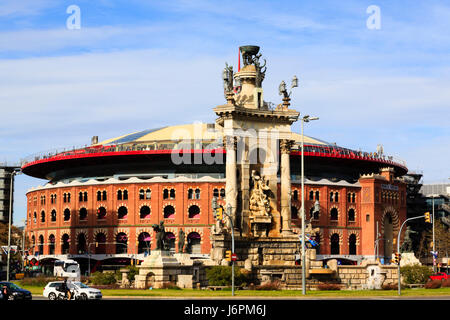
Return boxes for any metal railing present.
[20,140,407,170]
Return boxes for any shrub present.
[90,271,117,285]
[400,265,433,284]
[206,266,248,287]
[255,280,281,291]
[160,282,181,290]
[19,276,59,287]
[317,283,341,291]
[424,280,442,289]
[442,279,450,288]
[381,283,402,290]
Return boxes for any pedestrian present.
[2,284,10,300]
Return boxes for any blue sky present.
[1,0,449,226]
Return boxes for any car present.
[0,282,33,300]
[429,272,449,281]
[43,281,102,300]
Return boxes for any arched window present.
[164,205,175,219]
[138,232,151,254]
[118,206,128,220]
[309,190,313,201]
[329,192,334,202]
[49,234,55,255]
[330,234,340,254]
[33,211,37,223]
[102,191,107,201]
[352,193,356,203]
[79,207,88,220]
[117,190,122,200]
[335,192,339,202]
[97,206,107,219]
[83,192,88,202]
[61,234,70,254]
[188,205,200,219]
[169,189,176,199]
[145,189,151,200]
[40,210,45,223]
[63,208,71,221]
[213,188,219,198]
[315,191,320,201]
[187,232,201,254]
[139,189,145,200]
[330,208,338,221]
[77,233,87,254]
[349,234,357,255]
[97,191,102,201]
[38,235,44,254]
[188,189,194,199]
[140,206,151,219]
[163,189,169,199]
[51,209,57,222]
[116,232,128,254]
[195,188,201,199]
[348,208,355,222]
[291,206,298,219]
[95,233,106,254]
[220,188,225,199]
[347,193,352,203]
[123,190,128,200]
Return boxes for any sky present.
[1,0,449,227]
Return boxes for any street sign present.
[231,253,237,261]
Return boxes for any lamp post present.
[397,214,427,296]
[7,168,21,282]
[432,194,436,273]
[300,115,319,295]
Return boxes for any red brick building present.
[22,123,407,273]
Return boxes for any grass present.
[18,282,450,298]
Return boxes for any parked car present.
[0,282,32,300]
[43,281,102,300]
[429,272,449,281]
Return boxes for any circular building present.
[22,47,408,274]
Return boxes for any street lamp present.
[300,115,319,295]
[7,168,21,282]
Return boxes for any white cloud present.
[0,0,55,17]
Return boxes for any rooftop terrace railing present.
[20,140,407,170]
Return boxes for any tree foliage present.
[205,266,248,286]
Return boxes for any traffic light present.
[424,212,431,223]
[394,252,401,265]
[225,250,232,261]
[215,206,223,221]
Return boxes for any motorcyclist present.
[60,278,72,300]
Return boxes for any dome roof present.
[98,123,330,147]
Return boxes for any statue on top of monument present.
[222,63,234,95]
[400,226,417,253]
[152,221,166,251]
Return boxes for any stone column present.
[280,139,294,235]
[224,136,238,229]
